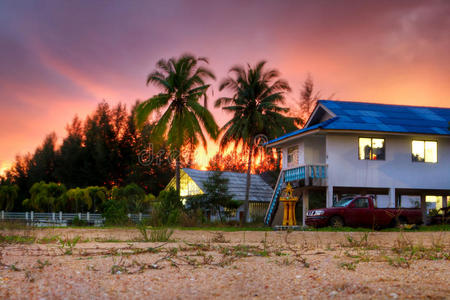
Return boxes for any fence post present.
[78,212,81,220]
[52,212,55,221]
[87,212,90,222]
[59,211,62,221]
[139,212,142,221]
[26,212,29,221]
[31,211,34,221]
[1,210,4,220]
[127,213,131,219]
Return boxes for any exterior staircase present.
[264,165,327,226]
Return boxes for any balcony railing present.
[284,164,327,182]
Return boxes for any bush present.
[72,216,88,226]
[112,183,153,214]
[102,199,129,226]
[154,188,183,225]
[179,209,205,227]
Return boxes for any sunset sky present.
[0,0,449,174]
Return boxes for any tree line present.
[0,101,173,212]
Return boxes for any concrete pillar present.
[326,186,333,208]
[59,211,62,221]
[420,194,427,225]
[442,196,448,209]
[1,211,4,220]
[389,188,396,209]
[302,190,309,227]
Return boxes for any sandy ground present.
[0,228,449,299]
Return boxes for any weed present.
[343,233,369,248]
[325,243,335,251]
[87,265,98,271]
[137,222,150,241]
[57,236,81,255]
[339,261,357,271]
[255,250,270,257]
[261,232,269,252]
[284,231,309,268]
[203,255,214,265]
[185,242,212,252]
[385,256,410,268]
[38,235,60,244]
[211,232,229,243]
[168,247,178,256]
[25,270,35,282]
[279,257,293,266]
[0,234,35,244]
[111,264,128,274]
[149,228,174,242]
[94,237,122,243]
[35,259,51,269]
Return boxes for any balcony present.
[283,164,327,185]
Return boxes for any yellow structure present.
[280,183,298,226]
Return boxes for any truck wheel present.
[329,216,344,228]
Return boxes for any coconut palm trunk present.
[175,153,181,196]
[243,138,254,223]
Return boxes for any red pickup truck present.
[305,196,422,228]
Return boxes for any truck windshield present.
[333,197,354,207]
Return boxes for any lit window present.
[359,138,385,160]
[426,196,443,215]
[412,140,437,163]
[287,146,298,168]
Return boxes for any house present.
[264,100,450,226]
[165,168,273,222]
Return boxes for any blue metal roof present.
[267,100,450,145]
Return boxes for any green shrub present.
[154,188,182,225]
[72,216,88,226]
[102,199,129,226]
[179,209,205,227]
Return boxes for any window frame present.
[411,139,438,163]
[358,137,386,161]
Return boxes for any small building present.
[165,168,273,222]
[264,100,450,226]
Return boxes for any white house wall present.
[304,136,326,164]
[326,133,450,190]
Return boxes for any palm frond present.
[135,94,170,128]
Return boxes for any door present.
[344,197,373,227]
[239,211,245,223]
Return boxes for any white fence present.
[0,211,150,226]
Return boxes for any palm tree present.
[215,61,297,223]
[135,54,219,194]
